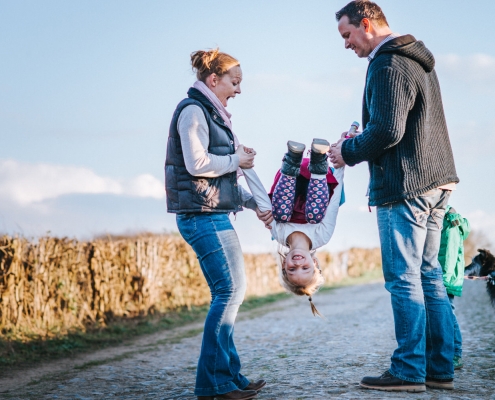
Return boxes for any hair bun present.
[190,48,239,82]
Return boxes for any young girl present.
[242,139,344,316]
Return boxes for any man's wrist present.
[340,138,351,166]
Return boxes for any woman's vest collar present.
[187,87,232,134]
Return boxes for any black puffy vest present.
[165,88,242,213]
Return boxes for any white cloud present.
[436,53,495,81]
[125,174,165,199]
[0,160,165,205]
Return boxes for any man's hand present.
[340,130,362,139]
[329,138,346,168]
[236,144,255,169]
[255,208,273,229]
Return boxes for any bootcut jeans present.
[176,213,249,397]
[377,188,454,382]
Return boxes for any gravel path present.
[1,279,495,399]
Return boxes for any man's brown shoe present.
[244,379,266,392]
[197,388,257,400]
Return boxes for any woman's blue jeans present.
[176,213,249,397]
[377,188,454,382]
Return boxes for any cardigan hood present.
[375,34,435,73]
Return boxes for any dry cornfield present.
[0,234,381,341]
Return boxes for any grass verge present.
[0,271,382,370]
[0,305,210,370]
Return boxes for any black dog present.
[465,249,495,306]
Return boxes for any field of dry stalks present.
[0,234,381,341]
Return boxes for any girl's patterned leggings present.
[271,174,330,224]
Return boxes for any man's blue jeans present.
[176,213,249,397]
[377,188,454,382]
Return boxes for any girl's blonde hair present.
[277,246,325,317]
[190,48,240,82]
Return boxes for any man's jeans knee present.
[377,189,454,381]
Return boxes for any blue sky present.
[1,0,494,252]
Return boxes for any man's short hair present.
[335,0,389,27]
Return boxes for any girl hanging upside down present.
[242,138,344,316]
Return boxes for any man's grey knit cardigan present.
[342,35,459,206]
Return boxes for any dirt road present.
[1,279,494,399]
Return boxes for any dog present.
[465,249,495,306]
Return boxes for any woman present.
[242,139,345,316]
[165,49,266,400]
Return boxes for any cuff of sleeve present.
[341,139,357,167]
[230,154,240,172]
[244,197,258,211]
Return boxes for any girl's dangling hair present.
[308,296,322,317]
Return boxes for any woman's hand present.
[243,146,256,155]
[236,144,255,169]
[255,208,273,229]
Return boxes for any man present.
[330,0,459,393]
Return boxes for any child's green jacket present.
[438,205,470,297]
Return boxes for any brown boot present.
[244,380,266,392]
[197,388,258,400]
[281,140,305,177]
[308,138,330,175]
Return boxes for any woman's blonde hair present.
[277,246,325,317]
[190,48,240,82]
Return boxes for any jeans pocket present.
[411,189,449,228]
[176,214,197,240]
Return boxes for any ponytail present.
[308,296,323,318]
